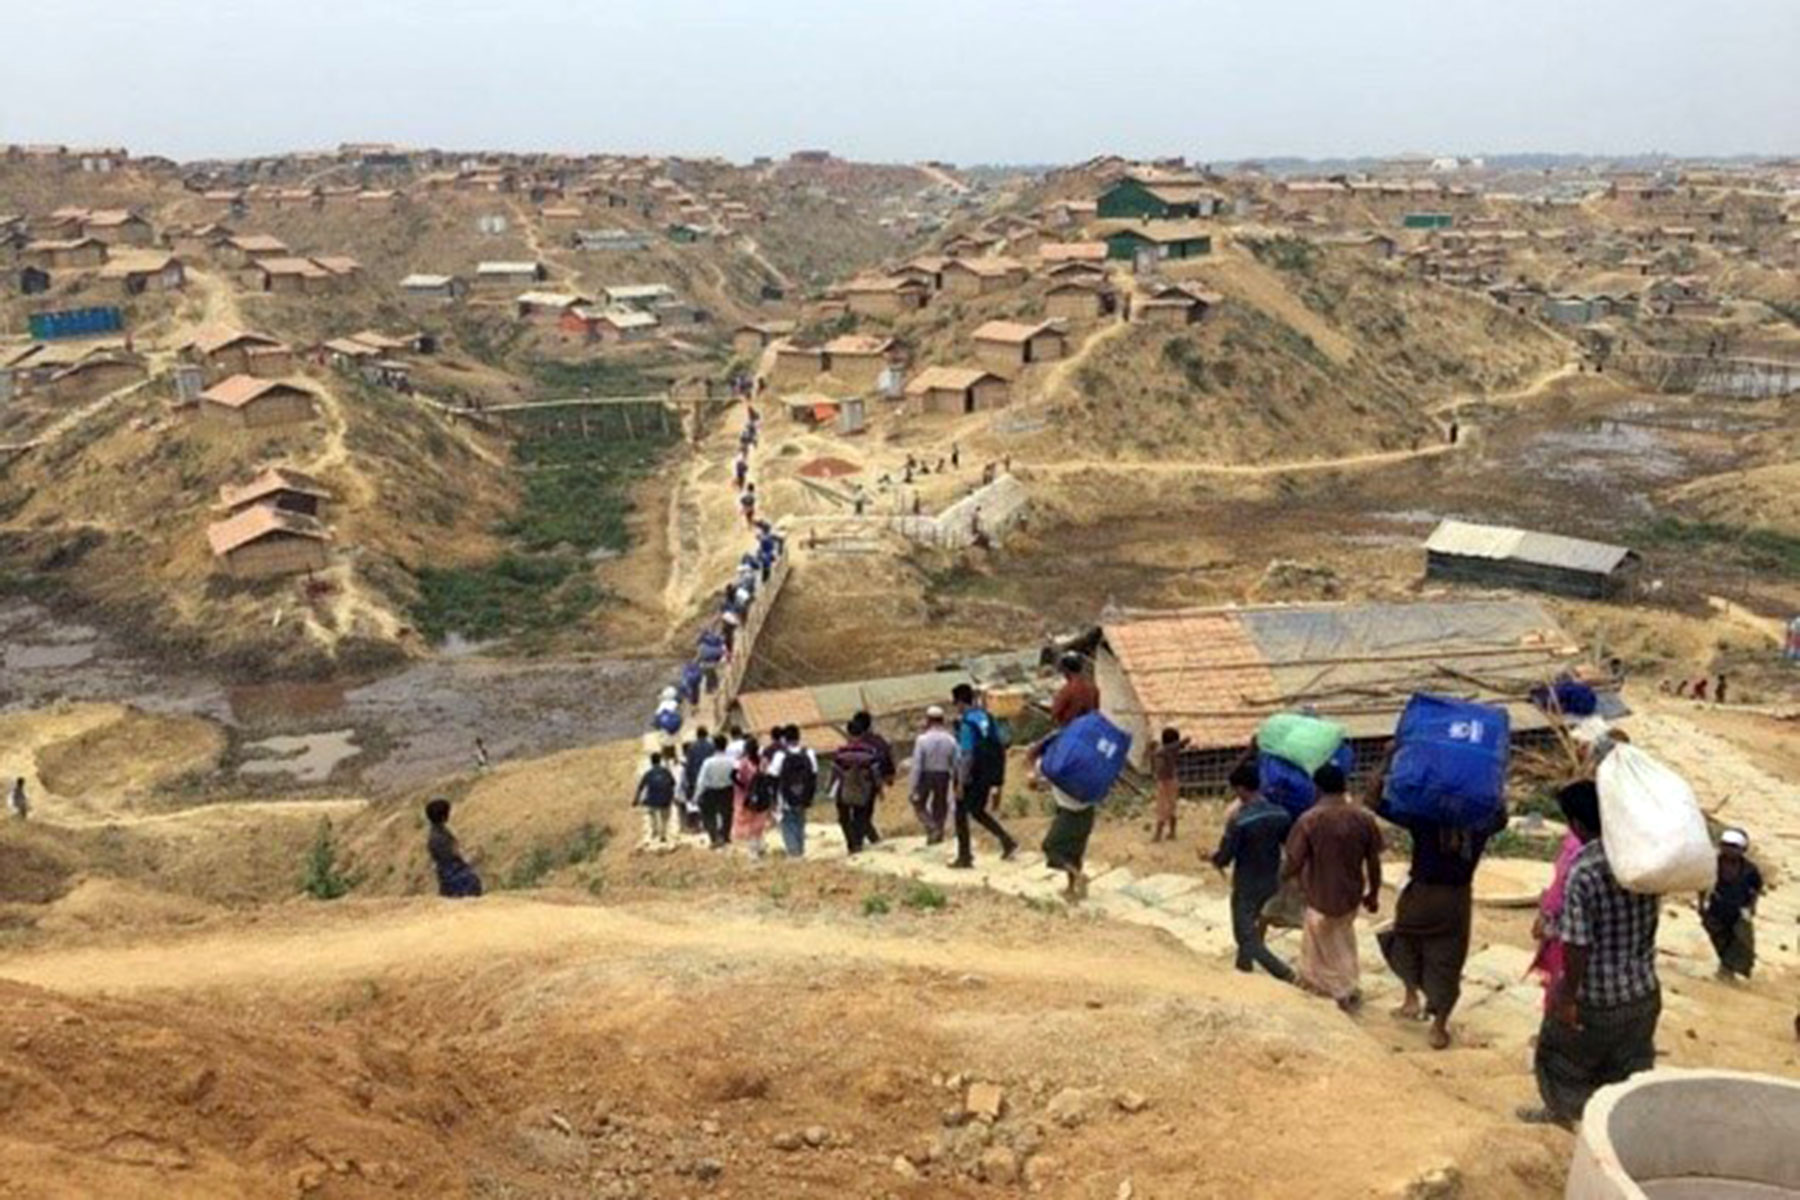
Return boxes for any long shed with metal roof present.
[1424,519,1639,599]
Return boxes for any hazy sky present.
[4,0,1795,163]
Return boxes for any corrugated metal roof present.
[1425,520,1633,575]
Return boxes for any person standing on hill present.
[1211,761,1295,982]
[1048,652,1100,727]
[910,706,957,844]
[695,734,738,848]
[1368,749,1508,1050]
[1523,781,1661,1128]
[731,734,772,858]
[770,725,819,858]
[634,751,678,844]
[8,777,27,821]
[680,725,712,832]
[831,715,885,855]
[1282,764,1383,1012]
[425,797,482,898]
[1150,727,1190,842]
[1700,828,1762,980]
[949,684,1018,868]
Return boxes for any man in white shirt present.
[695,734,738,848]
[909,706,958,844]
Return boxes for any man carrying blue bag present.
[1370,694,1512,1050]
[1030,711,1133,901]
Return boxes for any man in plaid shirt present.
[1524,781,1662,1127]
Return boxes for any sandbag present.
[1381,694,1510,828]
[1256,712,1347,774]
[1597,744,1716,895]
[1040,712,1133,806]
[1259,743,1355,818]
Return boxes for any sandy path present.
[1025,439,1459,477]
[1036,312,1134,402]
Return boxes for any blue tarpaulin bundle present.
[1040,711,1133,806]
[1381,693,1510,828]
[1259,743,1354,818]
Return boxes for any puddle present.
[238,730,362,784]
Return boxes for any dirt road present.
[1024,438,1459,478]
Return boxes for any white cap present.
[925,705,945,720]
[1720,828,1749,850]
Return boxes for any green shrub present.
[504,845,558,890]
[902,882,948,911]
[862,893,892,917]
[301,820,353,900]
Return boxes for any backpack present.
[1039,712,1133,806]
[777,748,817,808]
[748,769,779,813]
[834,741,881,807]
[965,710,1010,781]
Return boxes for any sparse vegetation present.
[861,892,892,917]
[503,845,558,890]
[1636,518,1800,579]
[301,820,354,900]
[901,881,948,911]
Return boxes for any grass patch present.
[409,425,674,644]
[902,882,948,912]
[504,845,558,890]
[1635,518,1800,579]
[529,357,669,396]
[1487,828,1564,862]
[1247,235,1320,275]
[412,556,596,643]
[563,822,613,865]
[862,893,892,917]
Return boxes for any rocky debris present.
[1114,1090,1149,1114]
[1403,1165,1464,1199]
[694,1157,723,1182]
[1046,1086,1100,1128]
[1256,559,1341,600]
[547,1111,575,1137]
[965,1081,1005,1122]
[1117,1180,1136,1200]
[892,1156,920,1179]
[978,1146,1021,1185]
[771,1131,802,1152]
[802,1124,831,1148]
[699,1119,720,1136]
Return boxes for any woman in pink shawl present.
[731,735,773,857]
[1529,831,1585,1007]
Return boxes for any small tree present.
[302,819,353,900]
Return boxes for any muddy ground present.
[0,599,673,795]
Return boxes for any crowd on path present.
[409,389,1787,1138]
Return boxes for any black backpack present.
[777,748,817,808]
[747,769,779,813]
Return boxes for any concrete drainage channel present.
[1568,1069,1800,1198]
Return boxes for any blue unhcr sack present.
[1259,743,1354,818]
[1382,694,1510,828]
[1040,712,1133,806]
